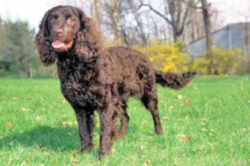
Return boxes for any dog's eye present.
[65,14,72,19]
[50,14,59,21]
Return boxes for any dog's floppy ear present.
[74,7,104,60]
[35,8,57,65]
[38,9,50,37]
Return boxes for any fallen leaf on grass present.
[71,155,78,163]
[177,95,183,100]
[36,116,41,120]
[201,128,208,132]
[143,160,151,166]
[62,99,67,104]
[162,116,168,120]
[248,100,250,103]
[185,99,191,104]
[20,161,27,166]
[241,128,247,132]
[177,134,190,142]
[71,149,79,155]
[169,105,174,110]
[140,145,146,150]
[21,107,29,112]
[61,121,77,127]
[200,118,208,121]
[5,122,13,127]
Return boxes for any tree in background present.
[200,0,213,74]
[0,17,3,27]
[138,0,197,42]
[182,4,224,44]
[102,0,124,45]
[1,1,248,77]
[62,0,223,46]
[0,19,40,77]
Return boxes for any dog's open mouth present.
[52,40,73,50]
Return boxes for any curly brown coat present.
[35,5,195,158]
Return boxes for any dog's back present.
[96,46,156,100]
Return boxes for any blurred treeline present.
[0,0,249,77]
[0,18,57,77]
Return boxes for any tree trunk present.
[140,0,190,43]
[173,28,182,42]
[201,0,213,74]
[92,0,102,26]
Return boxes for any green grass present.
[0,76,249,166]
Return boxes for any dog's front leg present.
[73,105,95,152]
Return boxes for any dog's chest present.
[57,57,97,107]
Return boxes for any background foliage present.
[191,47,249,75]
[0,1,249,78]
[0,18,56,77]
[134,40,190,73]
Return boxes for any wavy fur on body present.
[35,5,195,158]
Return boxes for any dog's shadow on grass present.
[0,125,152,153]
[0,126,82,152]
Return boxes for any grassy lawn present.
[0,76,249,166]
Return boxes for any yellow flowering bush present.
[191,47,245,74]
[108,39,248,75]
[134,40,190,73]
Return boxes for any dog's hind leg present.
[118,102,129,138]
[112,104,129,140]
[141,89,163,135]
[98,104,115,158]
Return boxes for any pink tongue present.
[52,41,65,48]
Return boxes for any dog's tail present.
[155,71,196,89]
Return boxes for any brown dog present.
[35,5,195,158]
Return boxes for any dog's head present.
[44,6,81,52]
[35,5,103,64]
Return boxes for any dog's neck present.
[56,50,98,85]
[56,49,98,72]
